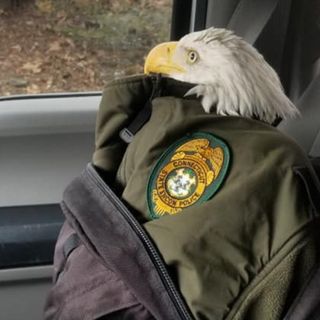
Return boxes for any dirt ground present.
[0,0,172,96]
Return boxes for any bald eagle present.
[144,27,299,124]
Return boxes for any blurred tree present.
[0,0,33,10]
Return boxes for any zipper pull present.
[120,74,163,144]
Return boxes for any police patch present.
[147,132,230,219]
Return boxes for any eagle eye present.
[187,50,199,64]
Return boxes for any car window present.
[0,0,173,96]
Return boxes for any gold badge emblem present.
[147,132,230,219]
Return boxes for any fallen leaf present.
[48,40,62,52]
[65,38,75,48]
[27,84,40,94]
[76,53,86,60]
[63,54,73,62]
[46,78,53,89]
[56,11,67,19]
[31,42,40,52]
[11,45,22,52]
[87,69,95,80]
[76,61,86,68]
[22,62,42,74]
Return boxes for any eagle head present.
[144,27,299,124]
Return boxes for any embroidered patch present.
[147,132,230,219]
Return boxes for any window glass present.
[0,0,172,96]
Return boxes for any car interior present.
[0,0,319,319]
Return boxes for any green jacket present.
[93,75,320,320]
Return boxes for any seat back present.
[278,74,320,157]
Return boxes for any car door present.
[0,1,174,318]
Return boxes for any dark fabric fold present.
[60,164,191,320]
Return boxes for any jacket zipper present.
[86,164,194,320]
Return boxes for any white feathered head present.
[144,27,299,124]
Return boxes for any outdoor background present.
[0,0,172,96]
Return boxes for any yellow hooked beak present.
[144,42,185,75]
